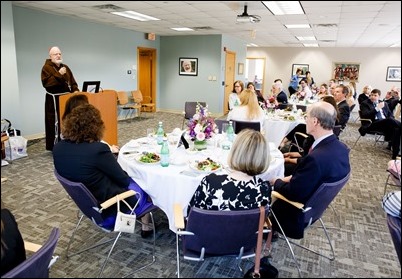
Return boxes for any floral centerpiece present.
[187,103,216,150]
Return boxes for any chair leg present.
[352,135,361,149]
[99,231,123,278]
[270,210,302,278]
[384,174,391,196]
[283,218,335,261]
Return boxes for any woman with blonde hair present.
[189,129,271,211]
[227,89,265,128]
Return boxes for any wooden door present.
[138,48,157,111]
[224,51,236,114]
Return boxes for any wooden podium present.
[59,91,118,145]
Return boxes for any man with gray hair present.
[271,101,350,239]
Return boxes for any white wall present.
[247,47,401,98]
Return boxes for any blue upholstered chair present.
[54,170,157,278]
[174,204,269,278]
[2,228,60,278]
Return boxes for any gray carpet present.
[1,111,401,278]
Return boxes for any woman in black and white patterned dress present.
[189,129,271,211]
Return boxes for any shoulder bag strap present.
[253,206,265,275]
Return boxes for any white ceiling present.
[12,1,401,48]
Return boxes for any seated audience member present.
[359,89,401,159]
[346,84,356,107]
[189,129,271,211]
[328,79,337,95]
[384,87,400,113]
[349,81,358,100]
[247,82,266,108]
[358,85,372,104]
[227,89,265,128]
[62,94,119,154]
[382,190,401,218]
[305,71,315,88]
[53,104,154,238]
[271,101,350,239]
[272,81,288,104]
[228,80,243,110]
[333,84,351,129]
[317,83,329,99]
[295,79,312,100]
[1,203,26,276]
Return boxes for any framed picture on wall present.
[179,57,198,76]
[386,66,401,82]
[333,62,360,81]
[291,64,309,78]
[238,63,244,75]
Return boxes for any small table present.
[118,137,284,232]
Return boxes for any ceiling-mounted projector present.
[236,5,261,23]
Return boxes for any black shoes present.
[140,229,154,238]
[358,127,366,136]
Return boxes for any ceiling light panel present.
[262,1,305,15]
[111,11,160,21]
[285,24,311,29]
[296,36,317,41]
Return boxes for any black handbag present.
[244,207,278,278]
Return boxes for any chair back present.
[54,170,104,226]
[296,104,307,112]
[278,103,292,110]
[131,90,143,103]
[386,214,401,264]
[183,207,262,256]
[116,91,129,106]
[333,125,342,137]
[233,120,260,134]
[2,228,60,278]
[303,173,350,226]
[184,102,206,120]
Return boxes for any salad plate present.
[189,158,222,173]
[135,152,161,165]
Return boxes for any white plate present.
[189,159,222,173]
[135,153,161,165]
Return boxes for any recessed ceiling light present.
[111,11,160,21]
[262,1,305,15]
[296,36,316,41]
[171,27,194,32]
[303,43,319,47]
[285,24,311,29]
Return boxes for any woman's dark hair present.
[321,95,340,122]
[62,94,89,120]
[62,104,104,143]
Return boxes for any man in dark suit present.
[359,89,401,159]
[333,84,351,129]
[270,102,350,239]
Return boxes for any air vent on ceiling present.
[92,4,123,12]
[192,26,213,30]
[314,24,338,28]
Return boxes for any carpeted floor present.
[1,110,400,278]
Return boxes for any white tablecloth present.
[118,137,284,232]
[263,113,305,147]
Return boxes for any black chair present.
[352,111,385,149]
[54,170,157,278]
[182,101,206,129]
[296,104,307,112]
[174,204,269,278]
[278,103,292,110]
[2,228,60,278]
[270,173,350,277]
[232,120,260,134]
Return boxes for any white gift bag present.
[5,135,28,161]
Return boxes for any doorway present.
[138,47,157,111]
[246,57,266,95]
[224,50,236,114]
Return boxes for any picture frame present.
[333,62,360,82]
[238,63,244,75]
[179,57,198,76]
[291,64,309,78]
[82,81,101,93]
[386,66,401,82]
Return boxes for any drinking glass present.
[146,128,155,140]
[221,123,229,139]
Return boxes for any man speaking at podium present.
[41,46,79,151]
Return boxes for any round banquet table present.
[117,136,284,232]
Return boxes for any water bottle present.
[292,103,297,114]
[160,137,170,167]
[227,121,235,142]
[156,121,164,145]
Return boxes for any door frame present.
[137,47,157,111]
